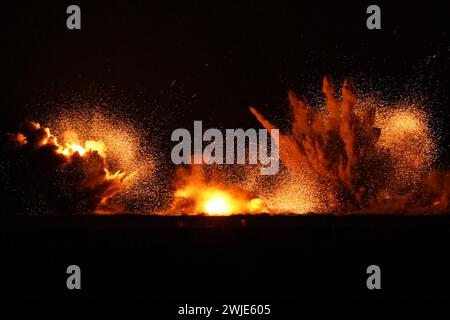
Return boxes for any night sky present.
[2,1,449,162]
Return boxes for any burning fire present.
[179,187,263,215]
[45,126,130,182]
[7,120,135,214]
[167,77,447,215]
[249,77,442,214]
[167,166,268,215]
[59,139,105,157]
[3,78,449,215]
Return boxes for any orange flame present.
[167,77,446,215]
[10,120,134,213]
[166,166,268,215]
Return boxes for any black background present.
[1,215,450,309]
[2,0,449,163]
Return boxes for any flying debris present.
[2,78,449,216]
[166,77,448,215]
[251,77,447,214]
[3,121,134,214]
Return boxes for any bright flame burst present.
[8,79,446,215]
[48,111,155,212]
[203,192,231,215]
[167,77,443,215]
[177,187,266,216]
[30,121,128,181]
[60,139,105,157]
[200,190,266,215]
[9,120,137,213]
[167,166,268,215]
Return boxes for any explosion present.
[168,77,446,215]
[375,107,436,186]
[250,77,443,214]
[2,78,448,216]
[167,165,267,215]
[4,120,137,214]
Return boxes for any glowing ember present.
[249,77,442,214]
[376,107,436,184]
[4,78,448,216]
[7,120,135,214]
[47,111,156,213]
[164,77,447,215]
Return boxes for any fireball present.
[168,166,268,215]
[8,120,135,214]
[202,190,234,215]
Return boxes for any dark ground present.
[1,215,449,309]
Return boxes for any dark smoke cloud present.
[0,121,126,215]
